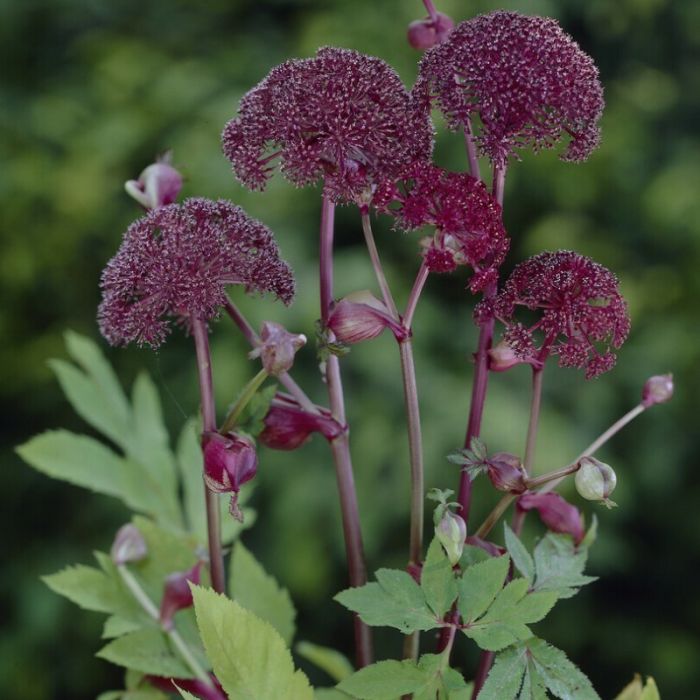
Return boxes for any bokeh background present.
[2,0,699,697]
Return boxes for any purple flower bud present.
[147,673,226,700]
[465,536,506,558]
[327,291,408,344]
[575,456,617,508]
[259,393,345,451]
[110,524,148,565]
[124,153,183,210]
[203,432,257,519]
[407,13,454,50]
[486,452,527,494]
[248,321,306,376]
[159,561,202,630]
[642,373,674,408]
[518,492,584,544]
[435,509,467,565]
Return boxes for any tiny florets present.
[415,11,604,166]
[222,47,433,204]
[98,198,294,348]
[479,251,630,379]
[374,163,508,291]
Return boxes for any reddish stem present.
[421,0,438,21]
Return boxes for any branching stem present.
[220,368,268,433]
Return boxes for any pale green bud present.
[435,510,467,565]
[575,456,617,508]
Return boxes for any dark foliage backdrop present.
[1,0,699,697]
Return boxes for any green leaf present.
[479,645,528,700]
[613,675,660,700]
[97,693,167,700]
[296,641,353,682]
[229,541,296,645]
[532,533,597,600]
[42,563,142,621]
[519,660,548,700]
[314,691,353,700]
[442,668,474,699]
[459,545,492,568]
[526,637,600,699]
[421,538,458,619]
[337,659,429,699]
[504,524,535,582]
[335,569,438,633]
[235,383,278,437]
[458,554,510,623]
[192,585,314,700]
[102,616,142,639]
[97,628,195,679]
[175,687,201,700]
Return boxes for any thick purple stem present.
[191,317,225,594]
[421,0,438,22]
[320,191,373,668]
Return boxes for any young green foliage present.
[421,537,459,619]
[614,675,661,700]
[296,642,354,683]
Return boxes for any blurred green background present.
[2,0,698,697]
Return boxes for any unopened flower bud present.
[465,536,506,558]
[124,153,183,209]
[327,290,407,344]
[203,432,257,520]
[575,456,617,508]
[147,675,226,700]
[435,510,467,565]
[488,341,525,372]
[259,393,345,450]
[642,373,674,408]
[110,524,148,565]
[159,561,202,630]
[487,452,527,494]
[248,321,306,376]
[407,12,454,50]
[518,492,584,544]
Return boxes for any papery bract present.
[518,492,584,544]
[248,321,306,376]
[125,153,183,210]
[110,524,148,565]
[642,373,674,408]
[416,10,604,166]
[159,561,202,630]
[327,291,407,344]
[99,198,294,348]
[407,12,454,50]
[222,47,433,204]
[486,452,527,494]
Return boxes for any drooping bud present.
[488,340,528,372]
[407,12,454,50]
[435,509,467,565]
[124,153,183,209]
[464,536,506,558]
[259,393,345,450]
[327,291,408,344]
[248,321,306,376]
[517,492,584,544]
[203,432,258,520]
[575,456,617,508]
[158,562,202,630]
[486,452,527,494]
[641,373,674,408]
[147,675,226,700]
[110,524,148,565]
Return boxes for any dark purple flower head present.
[479,251,630,379]
[375,163,508,291]
[99,198,294,348]
[415,11,604,166]
[222,47,433,204]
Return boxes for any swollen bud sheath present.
[575,456,617,508]
[124,153,183,209]
[248,321,306,376]
[435,510,467,565]
[641,374,674,408]
[518,492,584,544]
[111,524,148,565]
[327,291,407,344]
[158,561,202,630]
[487,452,527,493]
[407,12,454,50]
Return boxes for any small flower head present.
[575,456,617,508]
[375,163,508,292]
[480,251,630,379]
[110,524,148,565]
[259,393,346,450]
[407,12,454,50]
[222,47,433,204]
[158,561,202,630]
[327,290,408,344]
[517,492,584,544]
[99,198,294,348]
[416,11,604,166]
[248,321,306,376]
[124,153,183,210]
[203,432,258,520]
[642,373,674,408]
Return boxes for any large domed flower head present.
[374,163,508,292]
[98,198,295,348]
[477,251,630,378]
[415,11,604,167]
[222,47,433,204]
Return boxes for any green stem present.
[360,210,399,318]
[220,368,268,434]
[117,565,212,686]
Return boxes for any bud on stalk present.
[517,492,585,544]
[248,321,306,376]
[159,561,203,630]
[575,456,617,508]
[641,374,674,408]
[327,291,408,345]
[124,153,183,209]
[111,524,148,565]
